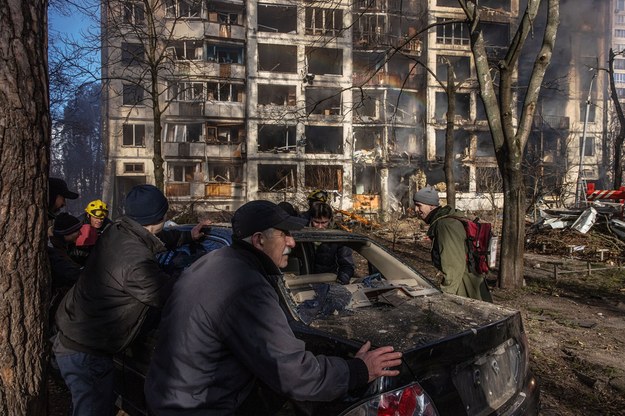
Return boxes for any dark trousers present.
[55,350,115,416]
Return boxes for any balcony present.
[205,182,246,198]
[173,61,245,79]
[532,115,570,130]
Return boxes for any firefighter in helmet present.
[71,199,113,264]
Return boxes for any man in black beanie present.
[413,186,491,302]
[53,184,210,416]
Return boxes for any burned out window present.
[481,22,509,48]
[258,4,297,33]
[166,123,203,142]
[258,44,297,73]
[206,163,242,182]
[207,125,244,144]
[353,166,381,194]
[206,44,244,64]
[122,84,144,106]
[170,82,205,101]
[304,125,343,154]
[258,165,297,191]
[258,124,297,152]
[476,132,495,157]
[353,90,381,120]
[207,82,243,102]
[436,55,471,82]
[121,43,144,66]
[436,18,469,45]
[258,85,296,106]
[354,13,387,46]
[122,124,145,146]
[579,102,596,123]
[305,7,343,36]
[476,94,487,120]
[391,127,420,156]
[306,88,342,115]
[305,165,343,190]
[172,40,203,60]
[123,2,144,25]
[386,90,418,123]
[434,92,470,120]
[168,163,198,182]
[354,126,383,151]
[435,129,470,158]
[165,0,202,18]
[306,47,343,75]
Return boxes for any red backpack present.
[449,216,494,275]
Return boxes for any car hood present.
[304,293,517,352]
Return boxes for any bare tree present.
[458,0,559,288]
[608,48,625,188]
[0,0,49,413]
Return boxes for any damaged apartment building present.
[100,0,607,218]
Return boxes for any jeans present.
[55,350,115,416]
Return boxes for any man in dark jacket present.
[413,186,492,302]
[54,184,209,416]
[145,200,402,415]
[308,202,355,284]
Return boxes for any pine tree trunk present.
[0,0,50,414]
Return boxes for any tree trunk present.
[499,159,526,288]
[0,0,50,414]
[608,49,625,189]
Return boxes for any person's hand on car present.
[191,219,213,240]
[356,340,402,382]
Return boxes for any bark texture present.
[0,0,50,414]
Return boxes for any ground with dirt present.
[48,217,625,416]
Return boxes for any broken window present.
[258,84,296,106]
[166,123,203,142]
[165,0,202,18]
[206,124,244,144]
[306,88,342,115]
[123,163,144,173]
[435,92,470,120]
[579,102,596,123]
[353,90,381,120]
[168,163,198,182]
[386,90,418,123]
[123,2,144,25]
[305,7,343,36]
[481,22,509,61]
[436,18,469,45]
[121,42,144,66]
[122,84,144,106]
[390,128,420,156]
[476,167,502,193]
[304,125,343,154]
[435,129,470,159]
[258,44,297,73]
[122,124,145,146]
[353,166,381,194]
[206,163,242,183]
[206,44,244,64]
[306,47,342,75]
[305,165,343,190]
[354,13,387,46]
[354,126,383,151]
[436,55,471,82]
[172,40,203,60]
[476,132,495,157]
[170,82,205,101]
[258,124,297,152]
[207,82,243,102]
[258,164,297,191]
[257,3,297,33]
[476,94,487,120]
[437,0,510,10]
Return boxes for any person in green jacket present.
[413,186,492,302]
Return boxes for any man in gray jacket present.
[145,200,403,415]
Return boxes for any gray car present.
[114,227,539,416]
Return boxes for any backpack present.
[448,216,496,275]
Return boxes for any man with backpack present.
[413,186,492,302]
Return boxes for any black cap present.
[232,200,307,240]
[49,177,79,204]
[53,213,82,237]
[124,184,169,226]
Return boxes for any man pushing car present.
[145,200,403,415]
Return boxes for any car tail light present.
[343,382,439,416]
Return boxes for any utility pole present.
[576,70,597,207]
